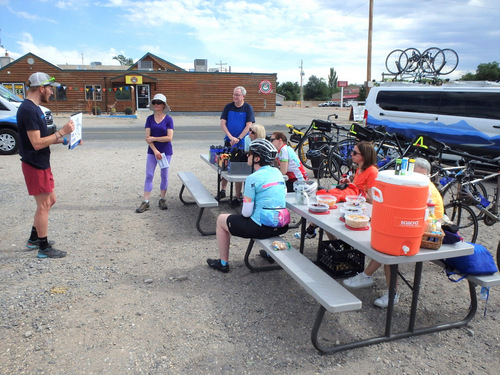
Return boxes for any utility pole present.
[216,60,227,72]
[366,0,373,90]
[299,60,304,107]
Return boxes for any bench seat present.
[432,260,500,287]
[178,171,218,236]
[247,236,362,313]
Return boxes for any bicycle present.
[436,148,500,256]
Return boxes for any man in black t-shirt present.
[18,72,75,258]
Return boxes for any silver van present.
[363,83,500,157]
[0,85,56,155]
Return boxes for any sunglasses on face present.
[270,138,276,142]
[152,101,163,105]
[351,150,359,156]
[250,130,256,134]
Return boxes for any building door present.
[137,84,150,109]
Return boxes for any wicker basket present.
[421,229,444,250]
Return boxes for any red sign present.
[338,81,348,87]
[259,80,272,94]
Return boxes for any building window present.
[85,84,102,101]
[114,86,132,101]
[55,86,67,101]
[138,60,153,70]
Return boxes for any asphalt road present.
[81,124,290,142]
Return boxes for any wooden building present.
[0,52,277,115]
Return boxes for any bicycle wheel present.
[399,48,421,73]
[330,138,356,176]
[385,49,405,74]
[375,140,404,170]
[434,48,459,75]
[497,238,500,271]
[444,202,478,243]
[317,155,341,191]
[420,47,442,74]
[296,132,333,170]
[441,180,488,220]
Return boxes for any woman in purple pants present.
[136,93,174,213]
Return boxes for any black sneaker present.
[158,198,168,210]
[259,249,275,264]
[26,239,55,250]
[37,246,67,259]
[207,258,229,273]
[136,201,150,213]
[230,197,242,207]
[217,190,226,200]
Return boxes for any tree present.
[327,67,339,95]
[277,81,300,101]
[460,61,500,81]
[113,54,134,66]
[303,75,330,101]
[358,85,368,101]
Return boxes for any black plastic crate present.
[316,240,365,278]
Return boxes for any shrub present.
[125,107,133,115]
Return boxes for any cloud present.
[6,5,57,23]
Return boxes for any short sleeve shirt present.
[244,165,287,226]
[352,165,378,195]
[277,144,308,181]
[145,114,174,155]
[220,102,255,148]
[17,99,51,170]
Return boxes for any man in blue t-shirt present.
[219,86,255,206]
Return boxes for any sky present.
[0,0,499,86]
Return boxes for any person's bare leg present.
[33,192,56,238]
[216,214,231,261]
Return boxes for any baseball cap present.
[28,72,61,87]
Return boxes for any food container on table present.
[345,195,366,207]
[345,214,370,228]
[308,202,329,213]
[339,206,364,219]
[316,195,337,209]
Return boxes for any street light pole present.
[299,59,304,108]
[367,0,373,86]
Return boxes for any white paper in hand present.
[158,153,169,169]
[69,112,83,149]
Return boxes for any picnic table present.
[200,154,250,201]
[285,193,476,354]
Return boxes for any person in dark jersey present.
[18,72,75,258]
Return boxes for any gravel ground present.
[1,107,500,374]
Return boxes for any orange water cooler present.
[370,170,430,256]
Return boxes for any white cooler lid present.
[375,169,429,187]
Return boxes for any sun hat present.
[150,93,170,112]
[28,72,60,87]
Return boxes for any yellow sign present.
[126,75,142,84]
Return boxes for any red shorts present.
[22,162,54,195]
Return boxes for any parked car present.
[276,102,283,106]
[0,85,56,155]
[364,83,500,157]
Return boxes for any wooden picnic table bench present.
[178,171,218,236]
